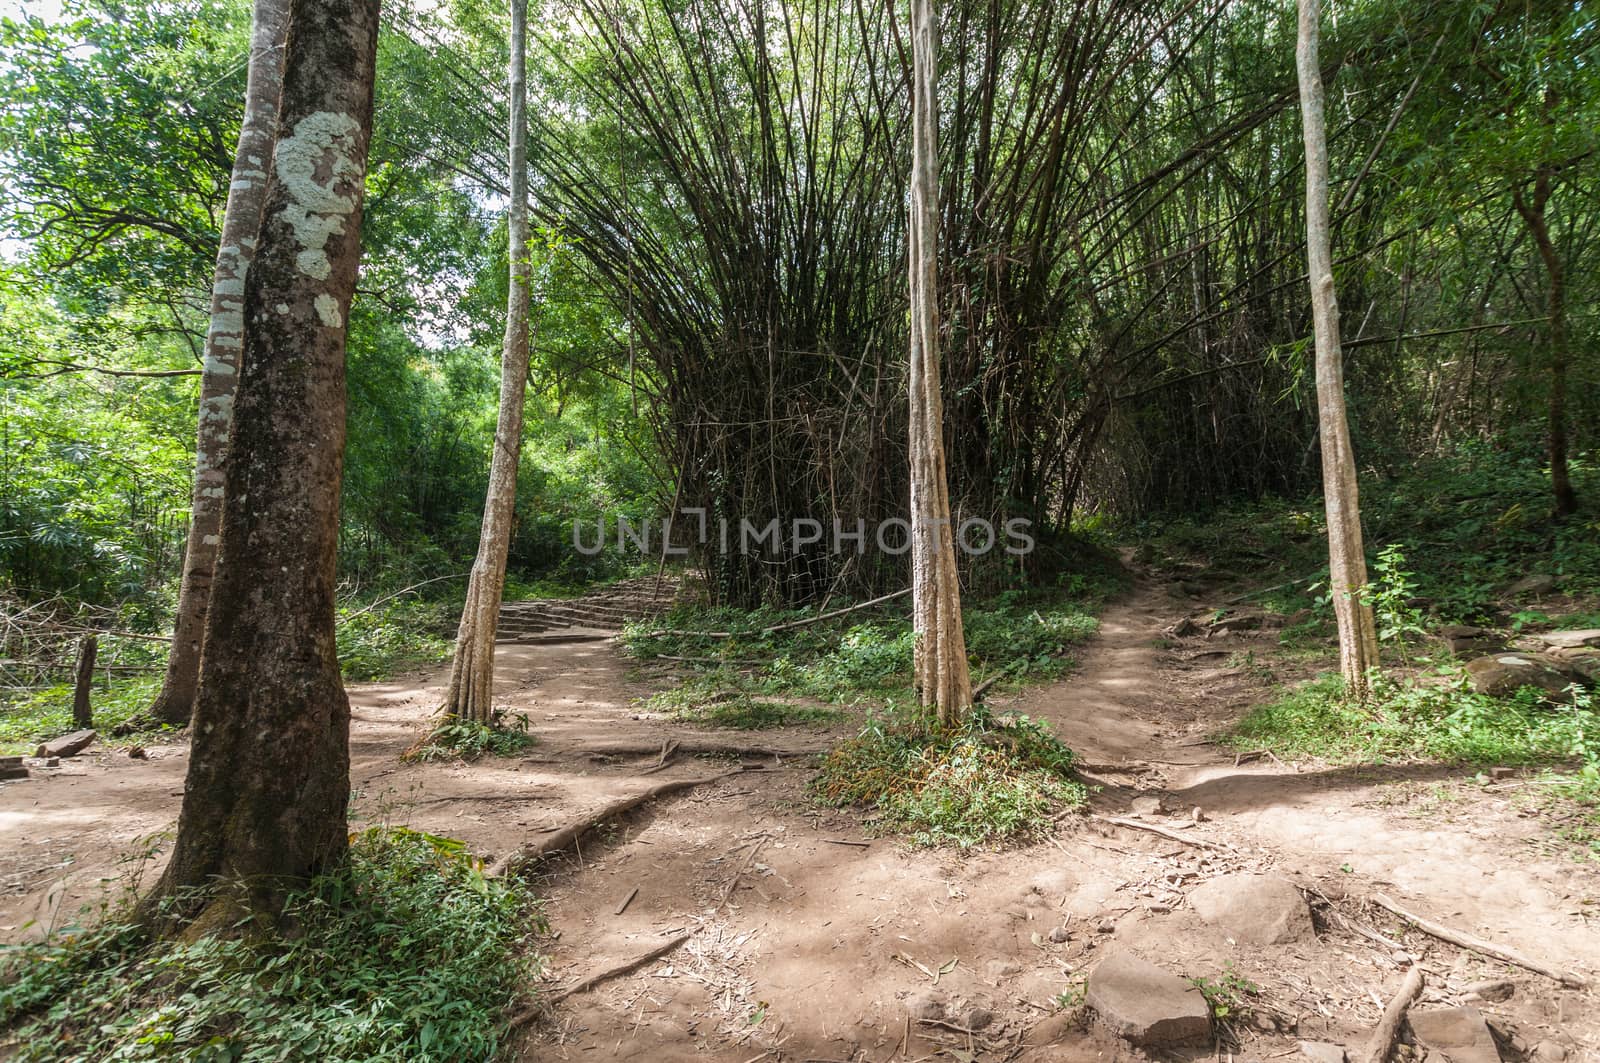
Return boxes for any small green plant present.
[0,827,545,1061]
[407,715,535,761]
[809,708,1086,848]
[1370,544,1428,643]
[1189,962,1259,1021]
[1054,972,1089,1009]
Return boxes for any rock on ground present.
[1407,1006,1504,1063]
[1534,628,1600,649]
[1085,949,1211,1046]
[1187,873,1314,944]
[1463,653,1589,701]
[1506,573,1558,597]
[1298,1043,1347,1063]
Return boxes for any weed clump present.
[0,827,544,1061]
[810,709,1086,848]
[406,715,536,761]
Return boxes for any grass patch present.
[645,676,840,729]
[0,674,177,756]
[0,827,544,1062]
[406,716,537,761]
[810,709,1087,848]
[1226,673,1598,768]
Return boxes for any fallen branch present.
[636,588,909,641]
[1221,575,1313,606]
[1372,893,1586,988]
[718,834,770,905]
[1358,965,1423,1063]
[488,770,743,877]
[971,671,1007,702]
[509,932,694,1024]
[1075,760,1153,774]
[1090,814,1229,850]
[342,572,467,620]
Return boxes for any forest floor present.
[1,564,1595,1062]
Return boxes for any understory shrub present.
[0,827,545,1062]
[810,709,1087,848]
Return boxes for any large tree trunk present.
[1296,0,1379,697]
[441,0,532,725]
[138,0,379,936]
[1512,173,1577,518]
[907,0,972,727]
[148,0,290,728]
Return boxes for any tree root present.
[487,770,744,877]
[1090,814,1231,850]
[509,932,694,1026]
[1358,965,1423,1063]
[1372,893,1587,988]
[579,739,822,761]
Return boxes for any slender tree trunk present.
[1513,175,1577,518]
[138,0,379,936]
[1296,0,1379,696]
[441,0,532,725]
[149,0,290,728]
[71,634,97,730]
[907,0,972,726]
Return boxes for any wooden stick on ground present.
[1372,893,1587,988]
[509,932,694,1025]
[1091,814,1230,851]
[488,770,743,877]
[637,738,681,776]
[718,835,770,906]
[1358,965,1423,1063]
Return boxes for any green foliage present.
[810,709,1086,848]
[623,593,1102,709]
[335,592,458,682]
[1370,545,1428,643]
[406,716,536,761]
[1053,973,1088,1010]
[644,677,839,730]
[1144,445,1600,628]
[1188,962,1258,1021]
[0,674,173,755]
[0,827,545,1061]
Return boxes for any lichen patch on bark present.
[273,110,362,281]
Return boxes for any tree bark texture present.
[72,634,97,730]
[1297,0,1379,696]
[907,0,972,726]
[140,0,379,934]
[442,0,533,725]
[150,0,291,728]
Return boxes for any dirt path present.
[1,573,1595,1062]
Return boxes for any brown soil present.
[1,572,1595,1062]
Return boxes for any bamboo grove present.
[388,0,1596,606]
